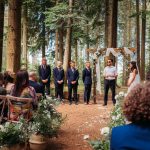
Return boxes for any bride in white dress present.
[127,61,140,93]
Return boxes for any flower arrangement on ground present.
[28,97,63,144]
[90,92,126,150]
[0,119,28,148]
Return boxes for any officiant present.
[103,59,118,106]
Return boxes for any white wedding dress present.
[127,72,140,93]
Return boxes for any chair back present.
[36,93,43,101]
[7,95,32,122]
[0,95,7,123]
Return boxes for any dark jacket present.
[53,67,64,86]
[82,68,92,85]
[67,68,79,86]
[38,65,51,83]
[29,80,44,96]
[111,123,150,150]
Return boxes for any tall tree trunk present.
[7,0,22,73]
[136,0,141,71]
[55,29,59,65]
[74,39,78,65]
[140,0,146,80]
[22,4,28,69]
[111,0,118,48]
[104,0,109,47]
[41,2,45,58]
[63,0,73,73]
[127,0,132,46]
[105,0,118,64]
[0,0,5,72]
[59,26,64,62]
[86,20,89,60]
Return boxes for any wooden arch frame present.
[86,47,136,103]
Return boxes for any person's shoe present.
[69,102,72,105]
[103,104,107,106]
[75,102,78,105]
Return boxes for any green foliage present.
[130,10,150,19]
[45,2,68,29]
[28,97,63,137]
[89,140,110,150]
[0,121,28,147]
[90,92,126,150]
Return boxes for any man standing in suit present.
[82,61,92,105]
[53,61,64,102]
[67,61,79,105]
[103,59,117,106]
[38,57,51,95]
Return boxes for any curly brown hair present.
[123,82,150,123]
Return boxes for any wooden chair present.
[0,95,7,123]
[7,95,33,122]
[36,93,43,101]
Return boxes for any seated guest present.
[53,61,64,102]
[111,82,150,150]
[4,71,15,93]
[29,71,44,96]
[10,70,37,107]
[0,73,7,95]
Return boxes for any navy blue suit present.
[53,67,64,100]
[29,80,44,96]
[111,123,150,150]
[82,68,92,103]
[67,68,79,103]
[38,65,51,95]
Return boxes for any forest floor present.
[47,95,113,150]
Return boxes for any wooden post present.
[93,59,97,104]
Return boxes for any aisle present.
[48,100,113,150]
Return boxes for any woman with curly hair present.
[111,82,150,150]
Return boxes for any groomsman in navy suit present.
[38,57,51,95]
[53,61,64,101]
[67,61,79,105]
[82,61,92,104]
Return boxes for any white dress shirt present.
[104,66,117,80]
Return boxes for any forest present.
[0,1,150,150]
[0,0,150,84]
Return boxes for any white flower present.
[100,127,110,136]
[0,125,5,132]
[112,116,116,120]
[115,95,119,100]
[116,114,121,120]
[83,134,90,140]
[4,122,10,128]
[119,92,124,96]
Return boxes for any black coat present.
[67,68,79,86]
[38,65,51,83]
[82,68,92,85]
[53,67,64,86]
